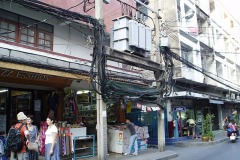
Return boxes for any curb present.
[156,152,178,160]
[175,138,229,147]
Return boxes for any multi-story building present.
[158,0,240,140]
[0,0,143,135]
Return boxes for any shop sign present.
[174,106,186,112]
[0,68,50,81]
[209,99,224,104]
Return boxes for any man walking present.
[122,118,138,156]
[10,112,30,160]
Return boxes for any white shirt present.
[45,125,58,144]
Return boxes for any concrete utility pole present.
[95,0,108,159]
[151,0,165,152]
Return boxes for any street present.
[168,139,238,160]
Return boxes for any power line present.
[161,47,240,92]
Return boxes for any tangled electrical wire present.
[5,0,171,104]
[161,47,174,96]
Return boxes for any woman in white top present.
[45,116,60,160]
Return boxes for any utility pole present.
[95,0,108,159]
[151,0,165,152]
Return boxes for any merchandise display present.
[108,124,149,154]
[39,120,87,157]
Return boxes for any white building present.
[157,0,240,139]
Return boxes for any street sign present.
[174,106,186,112]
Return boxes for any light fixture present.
[77,90,89,94]
[0,89,8,93]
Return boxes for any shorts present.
[188,124,195,132]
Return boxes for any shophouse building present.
[156,0,240,142]
[0,0,143,134]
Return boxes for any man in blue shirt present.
[122,118,138,156]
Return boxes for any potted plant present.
[201,133,209,142]
[208,131,214,141]
[202,113,215,142]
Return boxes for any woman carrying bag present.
[26,115,39,160]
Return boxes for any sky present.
[220,0,240,23]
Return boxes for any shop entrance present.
[10,90,32,126]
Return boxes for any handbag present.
[27,142,39,152]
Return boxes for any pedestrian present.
[186,118,196,139]
[195,123,200,139]
[220,116,229,136]
[26,115,39,160]
[122,118,138,156]
[10,112,30,160]
[45,115,60,160]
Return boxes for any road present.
[167,139,238,160]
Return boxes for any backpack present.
[5,123,25,152]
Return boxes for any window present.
[210,1,215,12]
[19,26,35,47]
[237,67,240,84]
[0,9,53,51]
[0,20,17,42]
[216,61,223,78]
[38,31,52,50]
[182,50,193,63]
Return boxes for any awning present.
[0,61,89,80]
[107,80,159,97]
[0,62,89,88]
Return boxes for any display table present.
[70,127,87,152]
[72,135,95,160]
[108,128,131,154]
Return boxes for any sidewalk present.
[39,130,228,160]
[175,130,228,147]
[40,148,178,160]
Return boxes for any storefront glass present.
[10,90,31,125]
[0,88,7,134]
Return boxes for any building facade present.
[0,0,141,135]
[158,0,240,140]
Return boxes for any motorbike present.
[227,128,238,142]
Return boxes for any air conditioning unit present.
[237,96,240,100]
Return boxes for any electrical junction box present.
[138,23,145,49]
[113,40,130,51]
[113,16,129,30]
[129,20,139,47]
[113,28,128,41]
[112,16,131,52]
[160,37,169,47]
[111,15,152,56]
[145,26,152,51]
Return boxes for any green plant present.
[202,113,215,136]
[208,131,214,138]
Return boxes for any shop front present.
[0,61,88,134]
[0,62,159,158]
